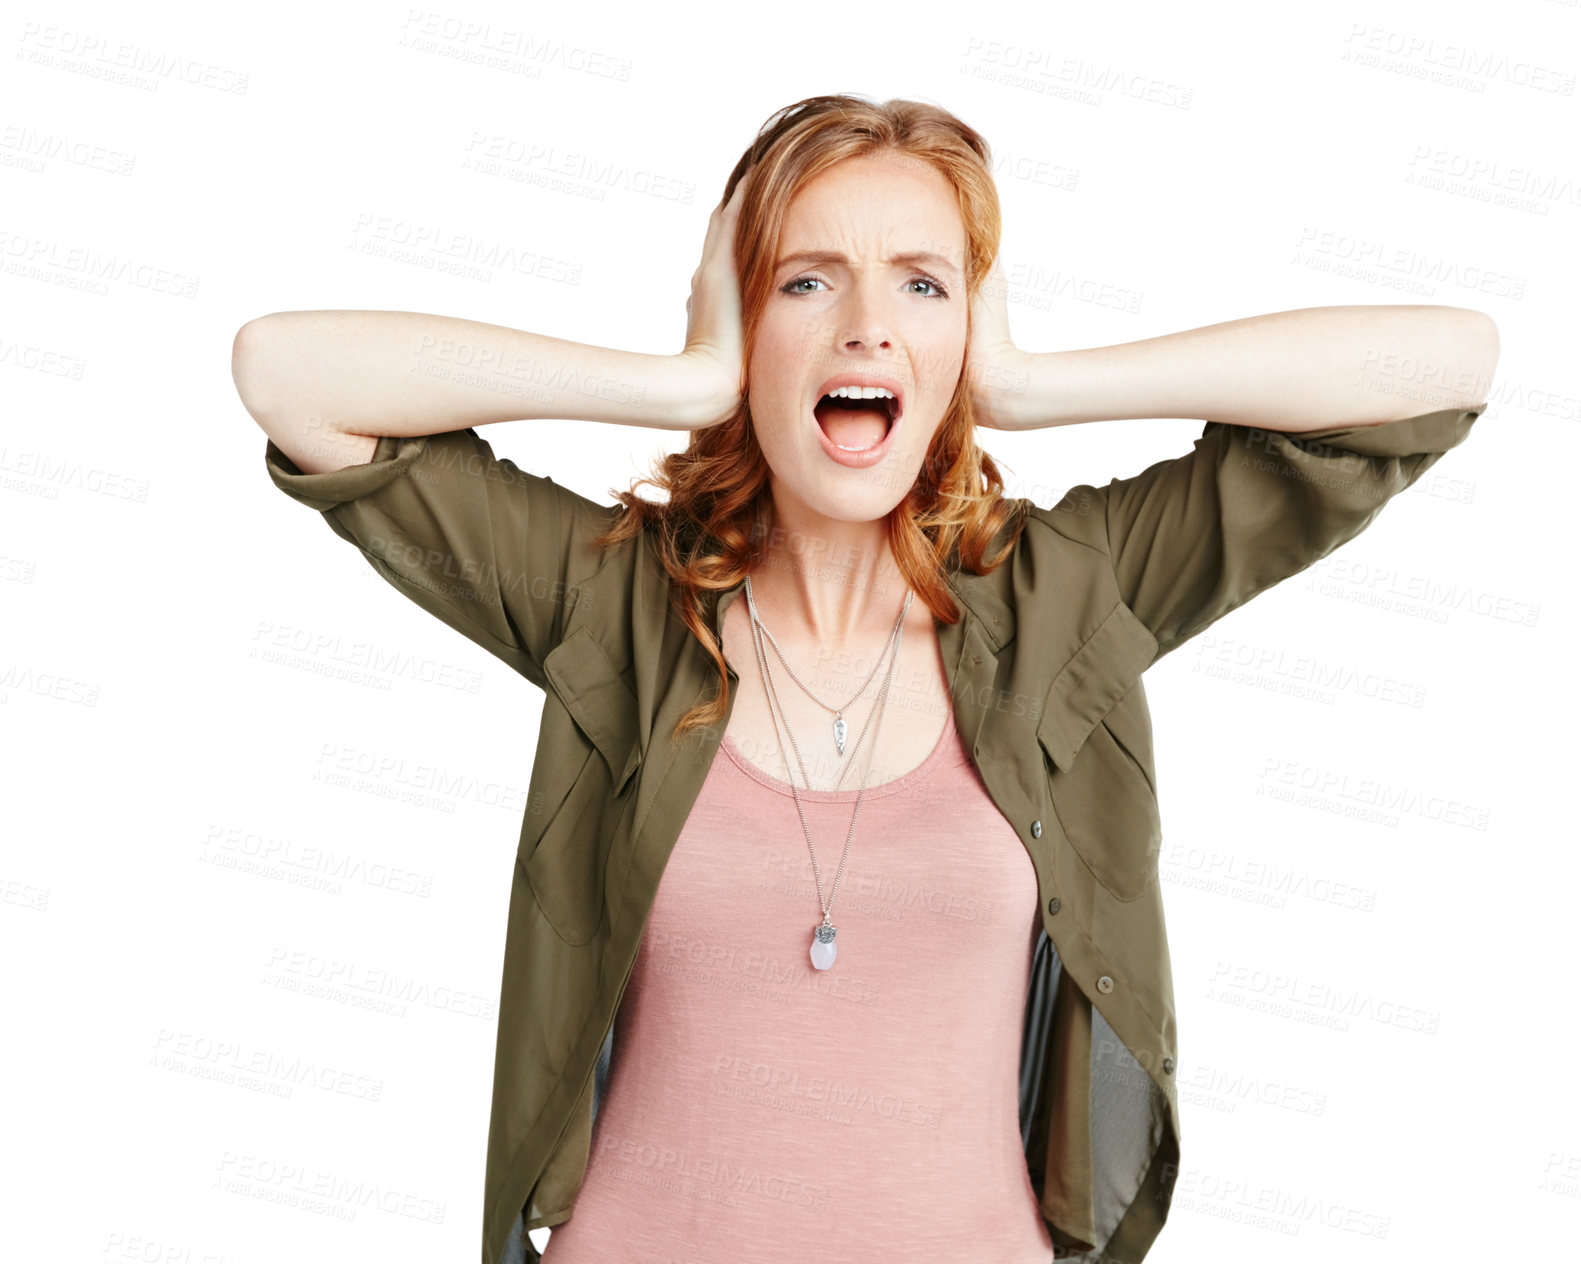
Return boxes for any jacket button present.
[1047,896,1061,916]
[1096,975,1114,994]
[1162,1056,1175,1075]
[1031,819,1042,838]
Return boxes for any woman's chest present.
[717,594,952,794]
[647,715,1044,984]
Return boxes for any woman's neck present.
[748,509,909,646]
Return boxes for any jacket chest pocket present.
[1036,601,1161,903]
[519,627,643,946]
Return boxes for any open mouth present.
[812,388,900,452]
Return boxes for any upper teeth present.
[824,385,896,402]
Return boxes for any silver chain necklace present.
[743,572,913,970]
[752,598,895,757]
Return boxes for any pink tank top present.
[540,703,1053,1262]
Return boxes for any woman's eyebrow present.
[775,249,961,275]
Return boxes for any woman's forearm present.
[233,309,716,473]
[1000,305,1499,433]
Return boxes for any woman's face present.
[748,150,970,527]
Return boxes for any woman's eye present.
[781,274,951,299]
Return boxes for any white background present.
[3,0,1577,1260]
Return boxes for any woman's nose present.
[837,285,893,350]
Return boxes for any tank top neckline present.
[718,704,960,802]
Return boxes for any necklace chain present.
[743,573,913,925]
[755,584,910,792]
[754,605,893,727]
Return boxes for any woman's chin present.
[792,475,912,529]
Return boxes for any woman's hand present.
[678,168,753,429]
[966,254,1031,431]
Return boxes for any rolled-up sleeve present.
[1096,404,1484,662]
[263,428,622,691]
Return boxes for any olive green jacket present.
[263,403,1483,1264]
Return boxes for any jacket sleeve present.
[263,428,623,692]
[1095,404,1484,663]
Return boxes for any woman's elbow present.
[1459,308,1501,401]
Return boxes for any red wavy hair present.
[593,94,1030,744]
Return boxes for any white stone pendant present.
[810,922,837,970]
[833,714,847,756]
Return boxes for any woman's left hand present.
[966,254,1029,431]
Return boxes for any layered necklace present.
[742,572,913,970]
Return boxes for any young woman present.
[234,95,1496,1264]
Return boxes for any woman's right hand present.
[678,168,752,429]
